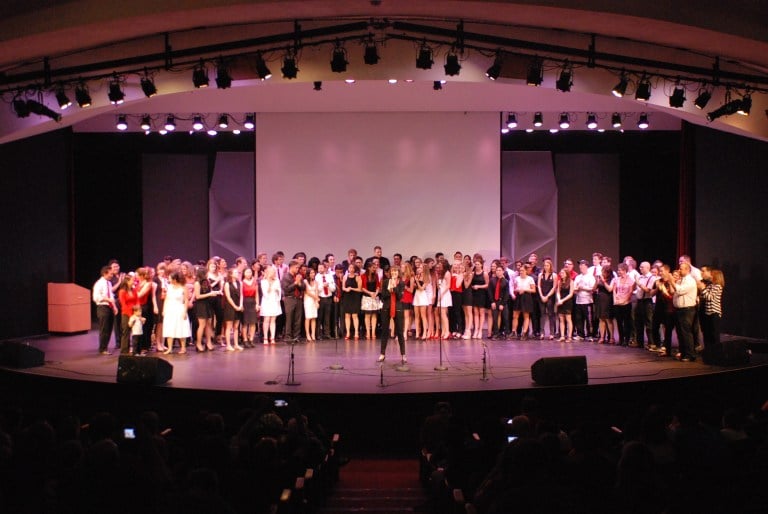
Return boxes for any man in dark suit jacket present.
[378,266,406,363]
[281,259,305,342]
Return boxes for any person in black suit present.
[378,266,407,363]
[281,259,305,342]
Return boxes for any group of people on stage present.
[92,246,724,363]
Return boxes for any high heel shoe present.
[226,345,235,352]
[206,343,215,351]
[234,344,244,351]
[196,343,205,352]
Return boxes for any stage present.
[5,331,767,394]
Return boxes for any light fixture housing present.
[116,115,128,131]
[611,112,622,128]
[559,113,570,129]
[555,64,572,92]
[706,99,741,122]
[75,83,91,107]
[55,88,72,110]
[192,115,204,131]
[533,112,543,127]
[635,75,651,101]
[218,114,229,129]
[140,116,152,131]
[485,53,502,80]
[416,44,433,69]
[107,77,125,105]
[164,115,176,131]
[444,53,461,76]
[506,113,517,128]
[637,113,649,129]
[313,81,322,91]
[737,94,751,116]
[330,44,348,73]
[281,53,298,79]
[586,113,598,129]
[612,73,628,97]
[254,53,272,80]
[669,84,686,108]
[526,58,543,86]
[244,113,255,130]
[140,75,157,97]
[216,63,233,88]
[13,98,30,118]
[433,80,443,91]
[192,62,209,88]
[363,41,380,65]
[694,89,712,109]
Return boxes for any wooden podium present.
[48,283,91,333]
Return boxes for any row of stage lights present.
[114,113,256,135]
[500,112,650,133]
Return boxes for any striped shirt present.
[699,283,723,316]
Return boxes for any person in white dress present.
[162,270,192,354]
[434,260,453,339]
[260,266,282,344]
[303,268,320,341]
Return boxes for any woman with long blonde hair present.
[413,258,432,340]
[400,262,415,341]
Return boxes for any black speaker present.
[702,340,751,366]
[0,341,45,368]
[117,355,173,385]
[531,356,588,386]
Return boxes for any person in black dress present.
[378,266,407,362]
[342,265,362,340]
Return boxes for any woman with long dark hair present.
[537,257,557,340]
[698,266,724,349]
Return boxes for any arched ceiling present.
[1,0,767,143]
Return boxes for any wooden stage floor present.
[7,331,767,395]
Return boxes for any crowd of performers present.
[91,247,724,363]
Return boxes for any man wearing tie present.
[316,262,336,340]
[92,265,117,355]
[634,261,657,349]
[281,259,305,342]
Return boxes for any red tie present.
[495,279,501,301]
[323,275,329,295]
[390,280,397,318]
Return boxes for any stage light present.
[635,75,651,101]
[345,79,356,84]
[192,61,209,88]
[637,112,649,129]
[611,112,622,128]
[140,116,151,131]
[108,76,125,105]
[416,43,433,69]
[55,88,72,110]
[433,80,443,91]
[218,114,228,129]
[216,63,233,88]
[506,113,518,128]
[364,41,380,65]
[485,53,502,80]
[694,88,711,109]
[233,129,241,135]
[525,128,534,133]
[13,98,30,117]
[612,72,628,97]
[737,93,751,115]
[559,113,570,129]
[207,129,217,136]
[75,83,91,107]
[254,53,272,80]
[549,128,559,134]
[669,83,686,108]
[140,72,157,97]
[533,112,543,127]
[444,53,461,76]
[192,115,204,131]
[244,114,255,130]
[706,99,741,122]
[526,58,543,86]
[24,99,62,121]
[313,81,322,91]
[500,126,509,134]
[555,63,572,92]
[330,43,348,73]
[116,115,128,131]
[586,113,598,129]
[164,115,176,131]
[281,52,298,79]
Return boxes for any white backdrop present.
[255,112,500,261]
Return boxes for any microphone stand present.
[285,342,301,386]
[480,341,489,381]
[434,277,448,371]
[329,336,344,370]
[377,362,387,387]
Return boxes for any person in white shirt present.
[510,264,536,340]
[92,265,117,355]
[671,262,698,361]
[623,256,640,344]
[634,261,658,349]
[315,262,336,340]
[573,260,596,341]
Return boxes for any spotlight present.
[586,113,598,129]
[612,72,628,97]
[330,43,348,73]
[526,58,543,86]
[694,89,711,109]
[485,53,502,81]
[233,129,241,135]
[635,75,651,101]
[192,115,204,131]
[500,127,510,134]
[116,115,128,131]
[706,100,741,122]
[254,53,272,80]
[140,73,157,97]
[555,63,572,92]
[444,53,461,76]
[433,80,443,91]
[244,113,255,130]
[56,88,72,110]
[218,114,229,129]
[669,83,686,108]
[140,116,152,131]
[506,113,518,128]
[12,98,30,117]
[75,83,91,107]
[533,112,543,127]
[207,129,217,136]
[164,115,176,131]
[637,113,649,129]
[313,81,322,91]
[363,41,380,65]
[108,76,125,105]
[737,94,751,116]
[216,63,233,88]
[559,113,570,129]
[281,52,298,79]
[24,100,62,121]
[611,112,622,128]
[192,61,209,88]
[416,43,433,69]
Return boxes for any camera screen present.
[124,428,135,439]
